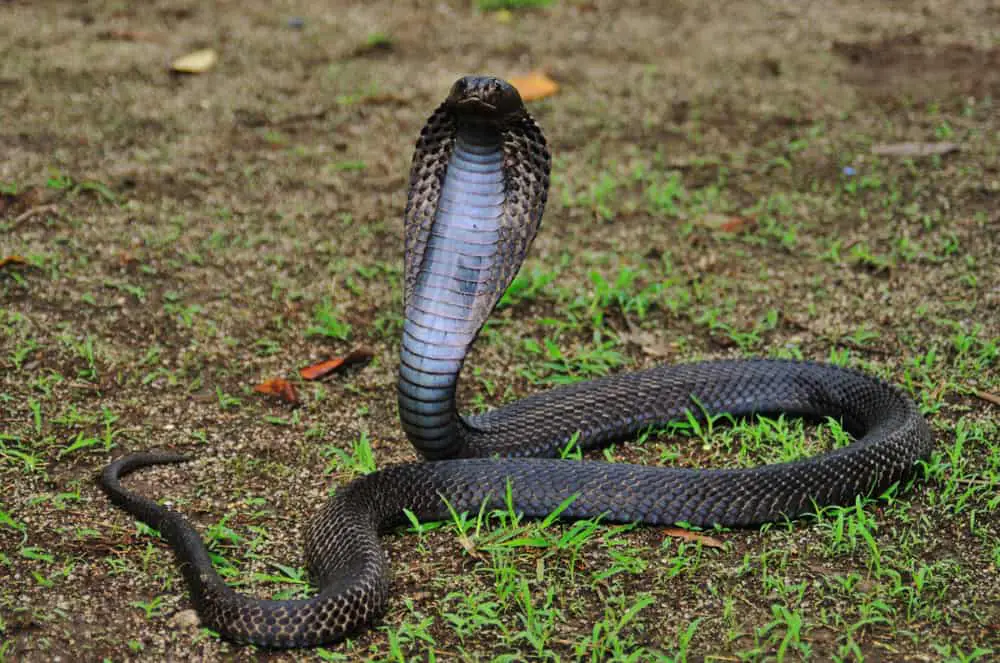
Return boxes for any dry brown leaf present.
[0,255,29,269]
[698,213,754,233]
[719,216,751,233]
[509,72,559,102]
[299,347,374,381]
[171,49,218,74]
[300,357,346,380]
[662,527,725,549]
[253,377,299,405]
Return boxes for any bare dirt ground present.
[2,1,998,661]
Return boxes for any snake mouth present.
[455,97,498,112]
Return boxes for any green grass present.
[2,2,998,661]
[306,298,353,340]
[477,0,555,10]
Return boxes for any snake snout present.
[446,75,524,119]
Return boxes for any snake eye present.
[492,80,523,115]
[449,77,469,98]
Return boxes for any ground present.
[1,1,998,661]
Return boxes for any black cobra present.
[101,76,933,648]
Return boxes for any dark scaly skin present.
[399,77,550,456]
[100,76,933,648]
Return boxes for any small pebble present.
[171,609,201,629]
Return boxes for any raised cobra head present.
[399,75,551,458]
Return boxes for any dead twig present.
[949,478,995,487]
[12,204,60,227]
[973,389,1000,407]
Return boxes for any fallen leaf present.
[719,216,751,233]
[697,213,754,233]
[300,357,345,380]
[494,9,514,23]
[0,255,29,270]
[509,71,559,102]
[254,377,299,405]
[171,49,218,74]
[871,142,959,157]
[299,346,374,381]
[662,527,725,549]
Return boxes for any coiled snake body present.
[101,76,932,648]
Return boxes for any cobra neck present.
[398,122,506,460]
